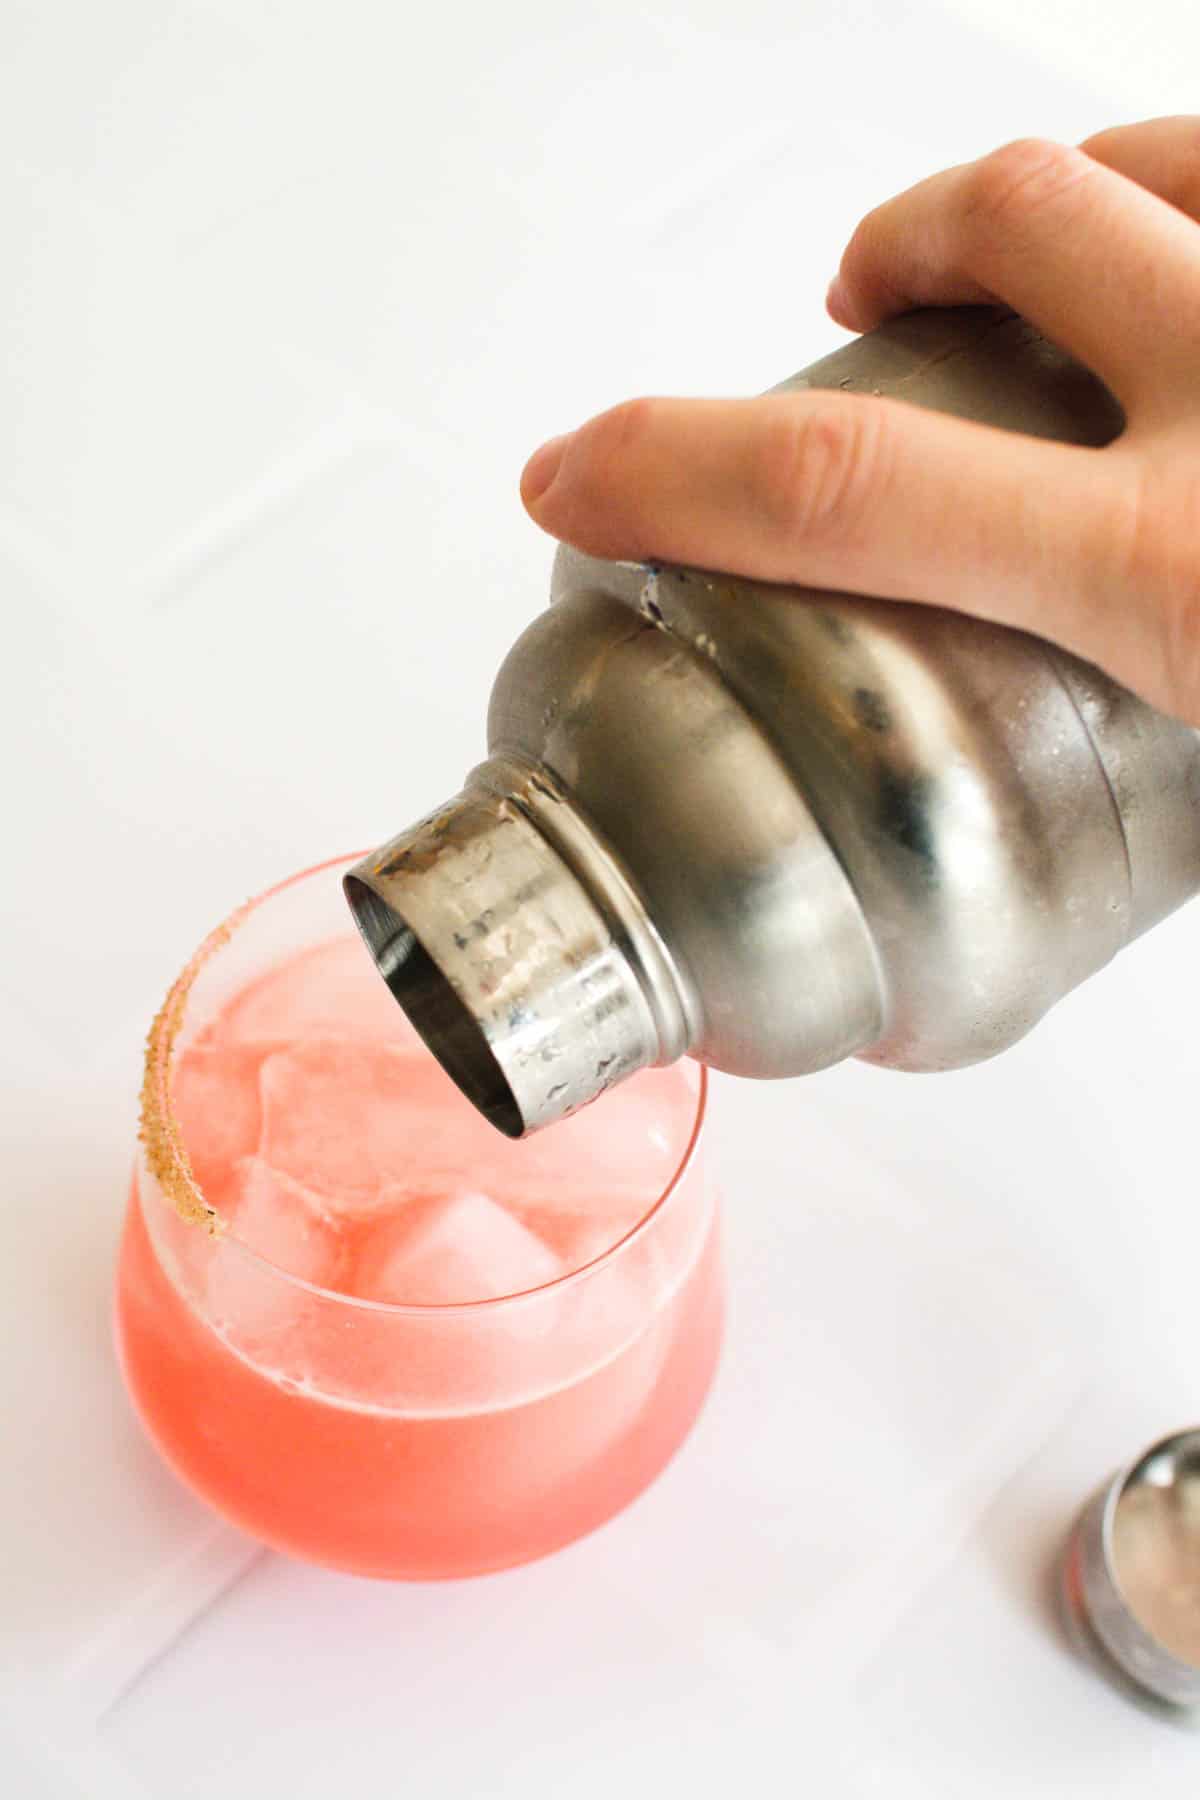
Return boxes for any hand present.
[520,118,1200,725]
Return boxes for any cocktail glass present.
[116,854,721,1578]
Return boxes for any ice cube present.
[257,1023,698,1262]
[171,1040,268,1210]
[347,1064,693,1244]
[472,1065,697,1255]
[347,1189,563,1306]
[224,1156,344,1281]
[512,1072,687,1203]
[204,1157,346,1343]
[218,935,417,1052]
[256,1039,481,1216]
[516,1203,645,1273]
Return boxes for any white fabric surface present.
[0,998,261,1744]
[3,1,1199,1794]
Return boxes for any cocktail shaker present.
[345,306,1200,1136]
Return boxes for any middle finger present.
[830,136,1200,419]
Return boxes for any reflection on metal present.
[347,307,1200,1134]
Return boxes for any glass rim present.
[140,851,709,1317]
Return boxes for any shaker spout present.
[344,765,689,1136]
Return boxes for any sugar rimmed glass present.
[116,854,721,1578]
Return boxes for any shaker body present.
[346,308,1200,1131]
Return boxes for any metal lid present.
[1062,1427,1200,1714]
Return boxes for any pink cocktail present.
[116,856,720,1578]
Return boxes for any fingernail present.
[825,276,852,323]
[521,433,570,507]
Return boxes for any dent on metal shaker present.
[345,305,1200,1137]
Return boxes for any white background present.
[4,2,1200,1794]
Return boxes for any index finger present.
[521,389,1147,690]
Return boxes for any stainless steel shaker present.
[345,305,1200,1136]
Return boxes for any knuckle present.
[1173,120,1200,215]
[1159,117,1200,221]
[839,203,888,279]
[756,399,892,548]
[1160,549,1200,725]
[1161,571,1200,725]
[1179,115,1200,185]
[1121,458,1200,722]
[964,137,1091,235]
[578,395,658,475]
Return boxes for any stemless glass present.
[116,855,721,1579]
